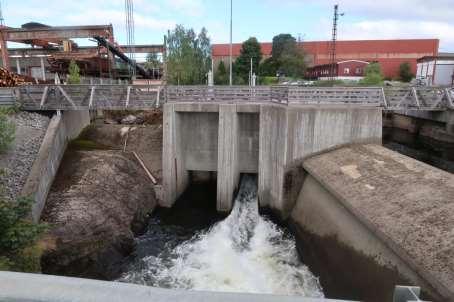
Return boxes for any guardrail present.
[7,84,454,111]
[0,272,428,302]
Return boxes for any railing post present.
[413,87,420,109]
[381,87,388,108]
[89,86,96,109]
[39,86,49,110]
[445,88,454,109]
[156,86,161,108]
[125,86,131,108]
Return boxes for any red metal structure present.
[212,39,439,79]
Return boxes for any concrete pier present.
[217,104,240,212]
[162,103,382,213]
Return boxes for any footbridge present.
[5,84,454,111]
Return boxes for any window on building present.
[344,68,350,74]
[356,67,362,74]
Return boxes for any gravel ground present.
[0,112,50,201]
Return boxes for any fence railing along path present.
[6,84,454,111]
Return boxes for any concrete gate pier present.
[162,102,382,214]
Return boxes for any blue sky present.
[3,0,454,51]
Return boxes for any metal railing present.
[7,84,454,111]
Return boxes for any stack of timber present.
[0,68,36,87]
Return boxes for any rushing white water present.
[121,176,324,297]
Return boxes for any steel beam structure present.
[2,25,113,41]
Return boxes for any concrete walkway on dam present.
[297,144,454,300]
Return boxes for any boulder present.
[40,150,156,280]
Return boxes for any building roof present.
[212,39,439,58]
[418,52,454,62]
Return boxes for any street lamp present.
[229,0,233,86]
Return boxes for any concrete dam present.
[162,102,381,215]
[2,85,454,302]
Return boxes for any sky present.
[2,0,454,52]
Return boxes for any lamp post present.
[229,0,233,86]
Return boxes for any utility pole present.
[329,4,344,81]
[0,0,4,26]
[229,0,233,86]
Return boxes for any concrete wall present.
[259,105,382,217]
[162,103,382,215]
[290,174,441,301]
[21,111,90,222]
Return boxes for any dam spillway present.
[120,175,323,297]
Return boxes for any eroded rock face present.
[41,150,156,280]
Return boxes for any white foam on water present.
[121,176,324,297]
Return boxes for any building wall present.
[417,59,454,86]
[212,39,439,79]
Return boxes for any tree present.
[259,57,278,77]
[360,63,384,86]
[165,25,211,85]
[234,37,262,83]
[67,60,81,84]
[260,33,305,78]
[399,62,414,82]
[144,53,161,70]
[215,61,228,85]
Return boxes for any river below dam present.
[119,175,324,297]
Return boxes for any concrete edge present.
[0,271,356,302]
[301,155,452,300]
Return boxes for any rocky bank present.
[40,150,157,280]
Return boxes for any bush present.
[399,62,414,83]
[67,59,81,84]
[0,111,15,152]
[259,76,279,85]
[360,63,384,86]
[0,197,47,272]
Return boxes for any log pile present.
[0,67,36,87]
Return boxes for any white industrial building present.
[417,53,454,86]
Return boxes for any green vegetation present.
[165,25,211,85]
[234,37,262,83]
[67,59,81,84]
[360,63,384,86]
[259,76,279,85]
[260,34,305,78]
[144,53,161,70]
[0,196,47,272]
[0,110,47,272]
[399,62,414,83]
[215,61,229,85]
[0,111,15,152]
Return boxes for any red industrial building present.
[212,39,439,79]
[306,60,369,80]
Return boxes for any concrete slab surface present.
[303,144,454,298]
